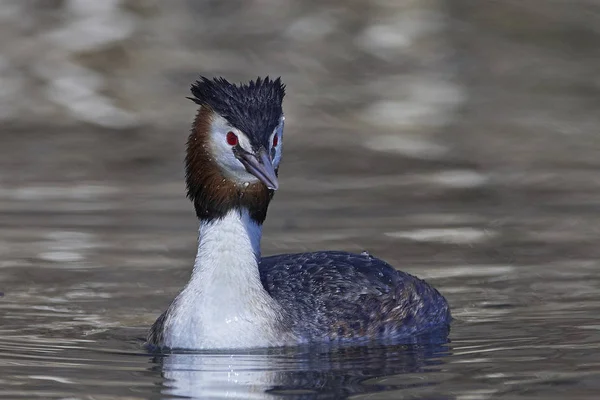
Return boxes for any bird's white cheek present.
[219,151,244,172]
[208,138,259,183]
[236,134,253,154]
[272,146,282,169]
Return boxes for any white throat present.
[162,209,288,349]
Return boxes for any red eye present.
[272,134,279,147]
[226,131,238,146]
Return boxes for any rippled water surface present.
[1,1,600,399]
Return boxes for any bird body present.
[147,77,450,350]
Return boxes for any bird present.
[147,76,451,350]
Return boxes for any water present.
[1,0,600,398]
[1,139,598,398]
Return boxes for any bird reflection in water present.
[151,328,451,399]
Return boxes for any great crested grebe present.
[147,76,451,350]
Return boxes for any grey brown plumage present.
[147,251,450,346]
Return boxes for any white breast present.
[160,209,293,349]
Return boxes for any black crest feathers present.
[189,76,285,148]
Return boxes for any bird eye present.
[226,131,238,146]
[272,135,278,147]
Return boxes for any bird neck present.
[163,208,288,349]
[190,208,263,287]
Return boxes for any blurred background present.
[1,0,599,398]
